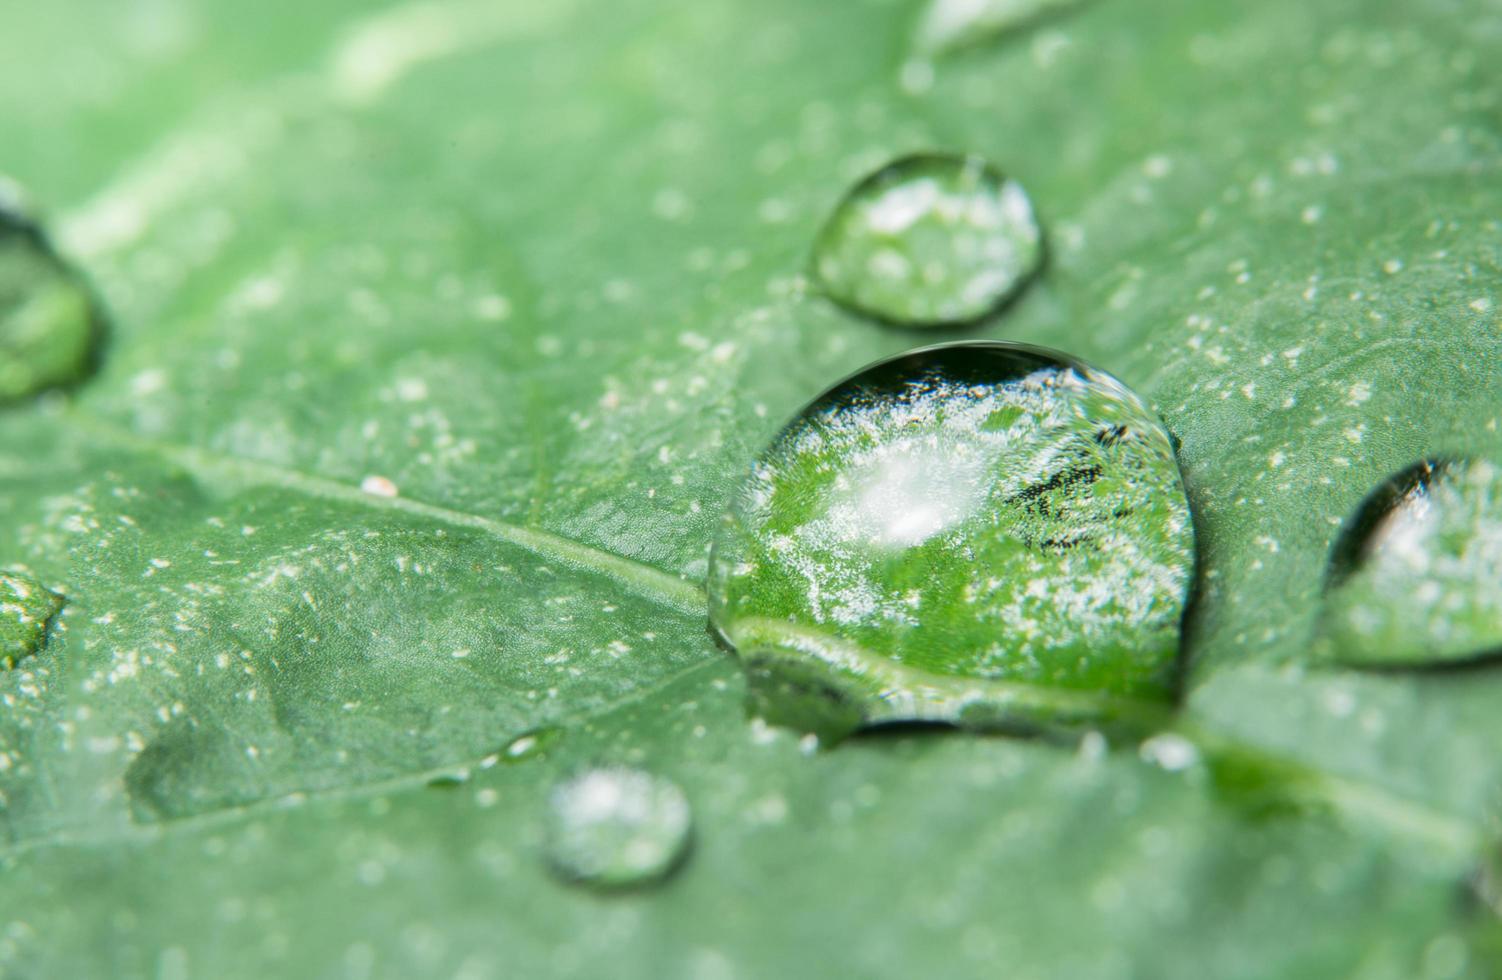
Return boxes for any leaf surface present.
[1,0,1501,976]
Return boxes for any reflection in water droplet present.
[810,154,1042,328]
[0,192,103,403]
[0,570,62,667]
[914,0,1090,56]
[1322,458,1502,667]
[544,767,692,889]
[708,342,1193,739]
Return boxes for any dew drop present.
[914,0,1089,57]
[502,725,561,762]
[0,570,62,667]
[1321,458,1502,667]
[810,153,1042,328]
[543,767,692,889]
[708,342,1193,740]
[0,191,104,403]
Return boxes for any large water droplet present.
[810,154,1042,328]
[914,0,1089,56]
[0,191,103,402]
[708,342,1193,739]
[0,570,62,667]
[1321,458,1502,667]
[543,767,692,889]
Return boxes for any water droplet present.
[914,0,1089,57]
[810,154,1042,328]
[425,769,470,789]
[502,725,561,762]
[1321,458,1502,667]
[708,342,1193,740]
[0,193,103,403]
[0,570,62,667]
[544,767,692,889]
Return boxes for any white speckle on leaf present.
[1139,733,1198,771]
[395,378,428,402]
[360,475,399,498]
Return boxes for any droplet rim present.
[1324,457,1454,592]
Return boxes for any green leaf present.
[1,0,1500,976]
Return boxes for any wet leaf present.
[1,0,1500,976]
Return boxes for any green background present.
[1,0,1500,976]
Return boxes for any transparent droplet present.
[544,767,692,889]
[502,725,561,763]
[0,191,103,403]
[1321,458,1502,667]
[0,570,62,667]
[810,154,1042,328]
[708,342,1193,740]
[914,0,1090,56]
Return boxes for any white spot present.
[360,475,399,498]
[899,59,935,94]
[652,188,691,221]
[1142,155,1173,179]
[1322,687,1356,718]
[473,294,511,320]
[757,198,792,224]
[1077,730,1108,762]
[130,369,168,396]
[395,377,429,402]
[1139,733,1198,771]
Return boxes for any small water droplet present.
[0,193,104,403]
[1321,458,1502,667]
[425,769,470,789]
[914,0,1089,57]
[810,153,1042,328]
[0,570,62,667]
[708,342,1193,739]
[544,767,692,889]
[502,725,561,762]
